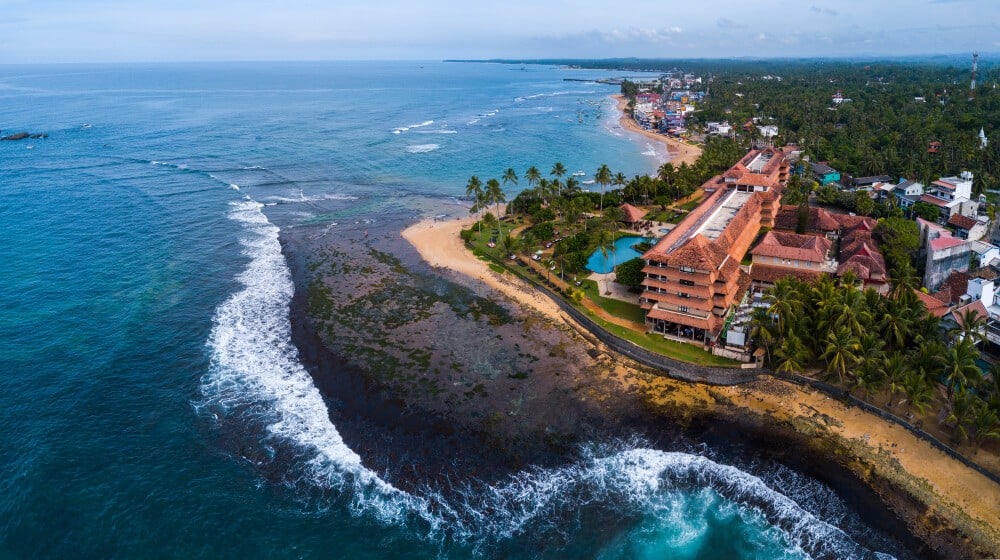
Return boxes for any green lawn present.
[578,279,646,323]
[571,302,741,367]
[465,221,741,368]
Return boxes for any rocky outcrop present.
[1,131,48,141]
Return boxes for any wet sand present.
[613,94,702,168]
[402,213,1000,558]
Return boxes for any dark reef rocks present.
[1,131,48,141]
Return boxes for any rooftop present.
[751,231,832,262]
[929,236,969,252]
[693,190,754,241]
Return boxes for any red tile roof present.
[914,289,952,317]
[919,194,950,208]
[751,231,831,262]
[929,236,968,251]
[935,271,971,305]
[947,214,978,230]
[950,300,988,327]
[619,203,646,223]
[773,205,840,233]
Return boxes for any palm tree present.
[595,228,615,295]
[613,171,628,201]
[499,232,519,258]
[820,326,860,385]
[565,176,580,195]
[764,278,803,340]
[775,332,810,374]
[525,166,542,188]
[970,404,1000,452]
[940,338,981,398]
[550,162,566,179]
[879,299,913,350]
[465,175,484,218]
[947,307,987,345]
[945,389,977,444]
[595,164,612,213]
[485,178,505,219]
[502,168,519,189]
[901,369,934,415]
[883,354,911,409]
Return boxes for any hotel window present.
[680,266,695,273]
[679,305,689,313]
[679,279,695,286]
[678,292,690,298]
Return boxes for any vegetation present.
[753,274,1000,450]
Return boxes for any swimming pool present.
[586,236,645,274]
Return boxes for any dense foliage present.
[614,257,646,290]
[753,275,1000,449]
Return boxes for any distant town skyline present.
[0,0,996,63]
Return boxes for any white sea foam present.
[415,129,457,135]
[466,119,480,125]
[436,447,879,558]
[405,143,441,154]
[230,184,240,191]
[514,90,595,102]
[392,120,435,134]
[198,205,888,558]
[199,199,429,524]
[263,189,360,204]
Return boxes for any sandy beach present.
[402,213,1000,557]
[613,94,702,168]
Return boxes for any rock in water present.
[1,132,30,141]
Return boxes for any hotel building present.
[639,148,790,342]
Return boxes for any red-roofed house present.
[947,213,988,240]
[749,231,835,287]
[914,289,952,318]
[619,203,646,225]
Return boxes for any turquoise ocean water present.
[0,62,907,559]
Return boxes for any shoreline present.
[401,213,1000,558]
[612,94,702,168]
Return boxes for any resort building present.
[749,231,836,286]
[639,148,790,342]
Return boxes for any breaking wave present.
[198,204,892,559]
[405,143,441,154]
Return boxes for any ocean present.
[0,61,908,559]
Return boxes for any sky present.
[0,0,996,63]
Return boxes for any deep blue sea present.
[1,61,908,559]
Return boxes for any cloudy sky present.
[0,0,995,63]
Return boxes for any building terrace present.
[640,148,790,343]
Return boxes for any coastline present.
[401,213,1000,558]
[612,94,702,168]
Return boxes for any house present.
[838,219,889,292]
[749,231,837,287]
[810,162,840,185]
[619,203,646,225]
[928,141,942,154]
[969,240,1000,268]
[914,289,952,318]
[948,213,989,241]
[919,217,973,292]
[640,148,790,343]
[919,172,978,222]
[705,121,732,136]
[756,125,779,138]
[849,175,892,189]
[891,179,925,212]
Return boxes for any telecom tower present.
[970,52,979,100]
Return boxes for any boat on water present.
[572,171,586,176]
[582,179,595,185]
